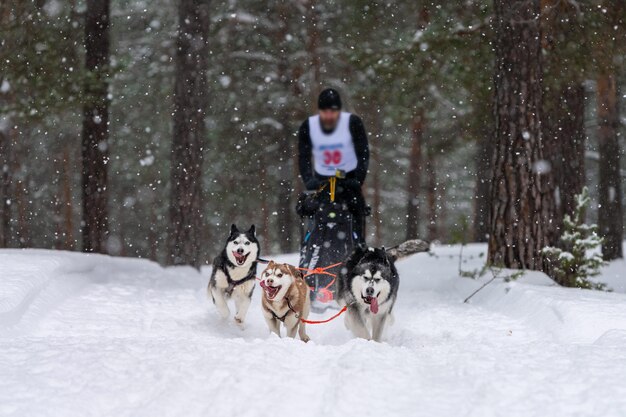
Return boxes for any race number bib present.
[309,113,358,176]
[323,149,343,166]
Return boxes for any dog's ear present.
[383,247,397,263]
[248,224,256,236]
[352,244,367,261]
[287,263,302,279]
[230,224,239,236]
[344,245,365,272]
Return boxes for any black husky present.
[208,225,260,327]
[337,240,429,341]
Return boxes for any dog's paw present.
[215,306,230,320]
[301,335,311,343]
[234,316,245,328]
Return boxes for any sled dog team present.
[208,224,422,342]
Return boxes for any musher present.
[297,88,370,244]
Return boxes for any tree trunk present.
[545,83,586,242]
[149,204,158,261]
[560,89,587,217]
[62,147,75,250]
[473,131,492,242]
[368,112,383,246]
[275,2,295,253]
[0,130,10,247]
[276,152,295,252]
[597,72,623,260]
[405,113,423,240]
[257,149,271,254]
[370,143,382,246]
[539,0,587,247]
[305,0,321,110]
[81,0,110,253]
[54,146,75,250]
[14,177,31,247]
[488,0,550,270]
[167,0,210,267]
[0,6,14,247]
[425,149,437,243]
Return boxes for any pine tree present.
[405,112,423,241]
[82,0,111,253]
[542,187,607,289]
[488,0,551,270]
[593,0,625,261]
[167,0,210,267]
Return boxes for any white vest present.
[309,112,358,176]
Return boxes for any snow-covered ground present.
[1,245,625,417]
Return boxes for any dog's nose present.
[266,278,274,286]
[237,248,244,254]
[365,286,375,297]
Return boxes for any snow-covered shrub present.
[542,187,607,289]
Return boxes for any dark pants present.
[340,183,367,244]
[296,181,368,244]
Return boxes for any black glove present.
[305,178,321,191]
[341,178,362,191]
[296,192,320,216]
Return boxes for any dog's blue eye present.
[245,242,250,245]
[234,241,239,245]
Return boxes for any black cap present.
[318,88,342,110]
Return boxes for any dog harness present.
[270,298,299,322]
[308,112,358,176]
[224,265,257,297]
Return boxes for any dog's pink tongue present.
[260,280,268,291]
[368,297,379,314]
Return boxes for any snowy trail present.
[1,247,626,417]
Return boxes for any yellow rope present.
[329,177,336,202]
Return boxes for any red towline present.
[256,261,347,324]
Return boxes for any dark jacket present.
[297,114,369,189]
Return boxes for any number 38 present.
[323,150,342,165]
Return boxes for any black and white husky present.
[208,224,260,326]
[337,240,429,341]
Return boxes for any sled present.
[298,198,356,312]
